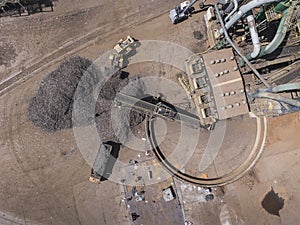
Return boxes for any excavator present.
[169,0,206,24]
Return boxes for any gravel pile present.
[29,56,145,143]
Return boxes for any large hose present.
[251,92,300,107]
[257,1,294,58]
[220,0,281,34]
[215,3,270,87]
[246,14,261,59]
[225,0,239,22]
[262,82,300,93]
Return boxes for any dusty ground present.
[0,1,208,224]
[153,115,257,178]
[0,0,300,224]
[177,112,300,225]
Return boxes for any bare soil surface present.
[0,0,300,224]
[0,1,208,224]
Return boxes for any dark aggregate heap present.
[29,56,145,143]
[98,75,146,143]
[29,56,92,131]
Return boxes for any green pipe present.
[274,0,290,13]
[263,82,300,93]
[258,0,299,58]
[253,92,300,107]
[246,14,288,61]
[258,9,289,58]
[246,1,297,61]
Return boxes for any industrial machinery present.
[179,0,300,123]
[0,0,53,16]
[109,35,138,70]
[89,144,112,184]
[0,0,27,16]
[153,102,177,119]
[169,0,206,24]
[181,48,249,128]
[113,36,136,54]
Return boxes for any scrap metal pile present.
[28,56,145,143]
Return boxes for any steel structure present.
[0,0,53,16]
[202,0,300,116]
[115,92,203,128]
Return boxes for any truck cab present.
[176,1,191,13]
[169,1,192,24]
[169,0,196,24]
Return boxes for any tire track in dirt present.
[5,85,80,224]
[0,10,169,98]
[0,8,170,224]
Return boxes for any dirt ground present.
[1,0,300,224]
[0,1,208,224]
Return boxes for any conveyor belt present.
[116,92,203,128]
[268,61,300,84]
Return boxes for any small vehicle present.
[169,0,206,24]
[169,1,193,24]
[113,35,135,54]
[109,35,137,70]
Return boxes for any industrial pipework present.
[250,92,300,108]
[219,0,281,34]
[218,0,298,62]
[257,0,299,59]
[246,14,261,59]
[249,82,300,108]
[224,0,239,22]
[214,2,270,87]
[261,82,300,93]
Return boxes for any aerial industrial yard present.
[0,0,300,224]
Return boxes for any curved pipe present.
[224,1,235,13]
[258,8,289,58]
[225,0,239,22]
[214,3,270,87]
[252,92,300,108]
[220,0,280,34]
[262,82,300,93]
[246,14,261,59]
